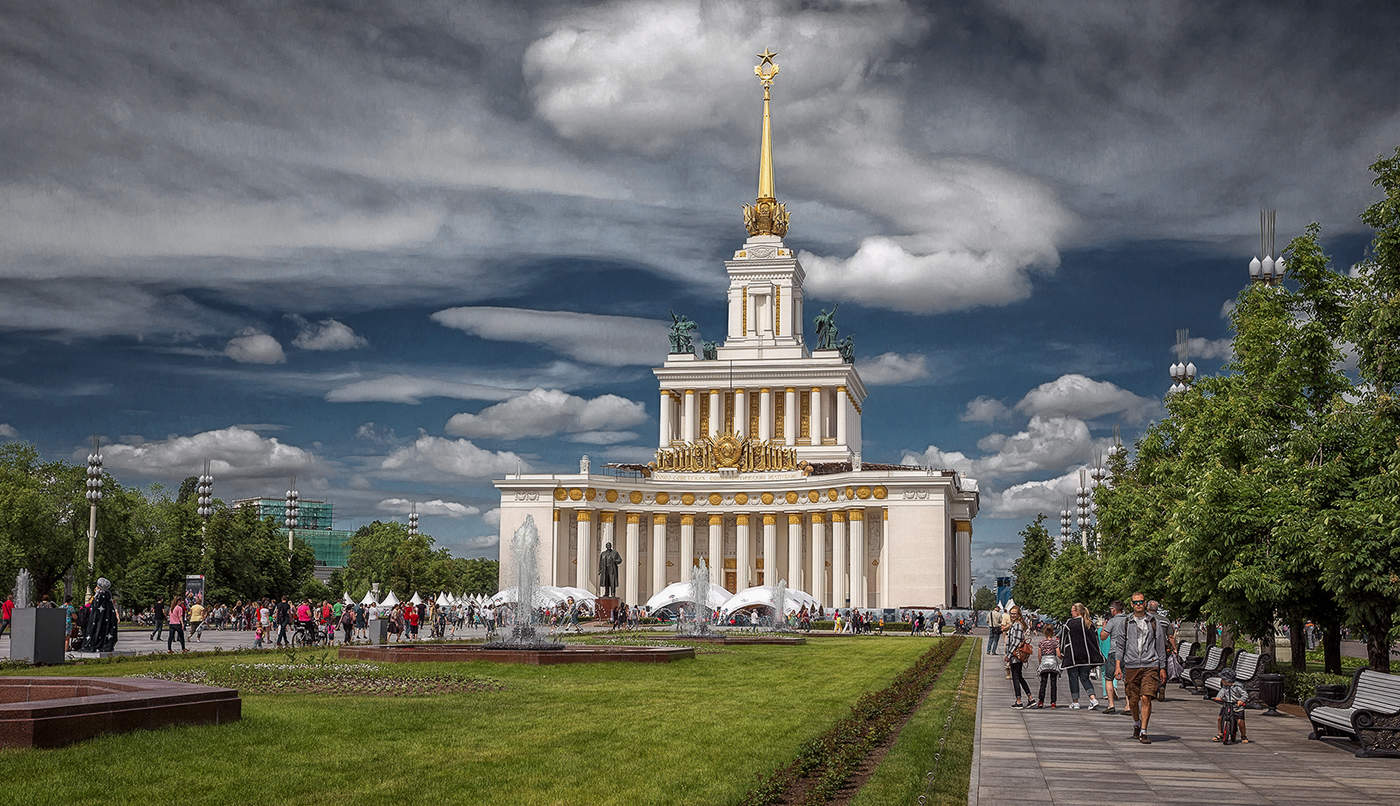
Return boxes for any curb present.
[967,640,986,806]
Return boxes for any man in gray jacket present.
[1112,592,1167,744]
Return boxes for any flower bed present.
[141,660,503,696]
[741,637,965,805]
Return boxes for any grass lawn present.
[850,638,981,806]
[0,637,940,805]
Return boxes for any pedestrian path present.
[969,648,1400,805]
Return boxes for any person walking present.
[1034,625,1061,708]
[149,597,166,641]
[1099,601,1124,714]
[275,596,291,647]
[1113,593,1168,744]
[987,605,1003,654]
[1060,603,1104,710]
[189,598,206,642]
[0,593,12,638]
[167,597,186,652]
[1004,605,1033,708]
[1001,606,1014,679]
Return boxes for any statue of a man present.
[814,305,839,351]
[598,542,622,597]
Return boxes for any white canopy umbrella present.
[644,581,734,615]
[359,590,378,606]
[409,592,422,606]
[718,585,820,620]
[380,591,400,608]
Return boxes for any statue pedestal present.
[10,607,66,665]
[595,597,621,623]
[366,620,388,645]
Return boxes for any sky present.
[1,1,1396,585]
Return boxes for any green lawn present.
[851,638,981,806]
[1,637,940,806]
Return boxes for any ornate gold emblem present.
[807,490,819,503]
[569,488,583,501]
[761,492,774,505]
[681,492,696,506]
[735,492,749,505]
[629,491,643,504]
[785,491,798,504]
[605,489,618,503]
[553,488,567,501]
[856,486,871,500]
[873,486,887,500]
[651,430,805,474]
[656,492,670,505]
[708,493,722,505]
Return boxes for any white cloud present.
[981,547,1006,557]
[224,329,286,364]
[354,422,398,443]
[291,317,368,351]
[903,416,1098,483]
[378,435,528,480]
[482,507,501,527]
[376,498,479,518]
[0,423,19,439]
[1182,336,1232,361]
[431,307,668,366]
[444,388,648,440]
[961,396,1010,424]
[1015,374,1157,423]
[859,352,930,385]
[98,426,315,480]
[327,376,516,405]
[567,430,639,445]
[988,469,1082,518]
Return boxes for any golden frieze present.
[650,430,808,474]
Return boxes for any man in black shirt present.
[275,596,291,646]
[150,598,166,641]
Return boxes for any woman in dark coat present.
[1060,602,1105,710]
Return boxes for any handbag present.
[1012,641,1032,663]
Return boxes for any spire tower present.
[743,48,790,238]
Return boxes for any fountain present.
[485,515,563,650]
[14,568,31,609]
[340,515,693,665]
[769,578,789,632]
[676,559,714,637]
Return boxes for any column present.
[576,511,593,592]
[810,513,826,607]
[783,387,797,445]
[680,514,695,572]
[734,388,748,437]
[624,513,641,604]
[849,509,865,609]
[879,508,890,609]
[787,514,803,592]
[955,520,972,608]
[708,390,722,438]
[759,388,773,440]
[683,389,698,442]
[659,391,672,445]
[831,511,847,608]
[651,514,666,598]
[735,515,751,590]
[551,510,562,586]
[836,386,849,446]
[708,515,723,584]
[810,386,824,444]
[762,515,777,587]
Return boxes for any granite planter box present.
[9,607,66,665]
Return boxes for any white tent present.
[718,585,820,620]
[359,590,378,606]
[409,592,422,606]
[437,591,449,604]
[380,591,400,608]
[443,592,456,606]
[487,585,579,608]
[644,581,734,615]
[341,592,355,605]
[556,586,597,604]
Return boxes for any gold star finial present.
[757,47,778,66]
[754,48,780,88]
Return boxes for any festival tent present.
[409,592,422,606]
[644,581,734,615]
[556,586,597,603]
[718,585,820,620]
[380,591,400,608]
[359,590,378,606]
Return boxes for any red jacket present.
[2,598,12,620]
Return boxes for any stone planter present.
[9,608,66,665]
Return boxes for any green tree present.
[1009,514,1053,610]
[972,585,997,613]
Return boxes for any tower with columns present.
[494,49,977,612]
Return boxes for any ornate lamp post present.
[1168,328,1197,396]
[1249,209,1285,285]
[284,477,299,553]
[84,436,103,596]
[1076,468,1093,549]
[197,460,214,586]
[1059,499,1073,544]
[408,503,419,537]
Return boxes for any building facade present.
[492,51,977,609]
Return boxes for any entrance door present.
[725,571,736,592]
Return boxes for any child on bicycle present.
[1212,668,1250,744]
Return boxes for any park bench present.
[1202,649,1269,706]
[1304,667,1400,758]
[1184,645,1233,693]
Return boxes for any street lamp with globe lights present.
[84,436,103,596]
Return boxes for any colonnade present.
[557,507,882,609]
[658,386,852,446]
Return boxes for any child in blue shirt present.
[1212,668,1250,744]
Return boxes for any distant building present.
[231,497,351,581]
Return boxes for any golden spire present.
[744,48,790,238]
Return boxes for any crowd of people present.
[993,594,1188,746]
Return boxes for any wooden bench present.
[1185,645,1233,693]
[1203,649,1269,705]
[1304,667,1400,758]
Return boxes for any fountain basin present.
[0,676,241,749]
[340,643,694,665]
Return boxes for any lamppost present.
[1168,328,1196,396]
[1059,499,1073,544]
[284,477,299,554]
[408,503,419,537]
[84,436,103,597]
[1248,209,1285,285]
[197,460,214,588]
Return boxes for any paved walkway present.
[969,648,1400,805]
